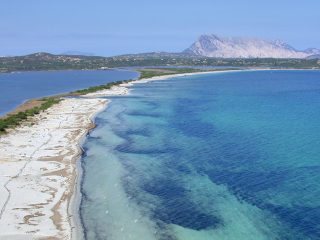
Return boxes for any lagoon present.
[0,69,138,116]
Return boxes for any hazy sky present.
[1,0,319,56]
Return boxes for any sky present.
[1,0,319,56]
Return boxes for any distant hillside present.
[0,52,106,72]
[184,34,320,59]
[0,51,320,73]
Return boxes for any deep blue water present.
[0,69,138,116]
[81,70,320,240]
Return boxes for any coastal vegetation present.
[0,97,61,134]
[138,68,204,79]
[0,52,319,73]
[71,80,133,95]
[137,67,238,79]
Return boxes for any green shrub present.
[0,97,61,135]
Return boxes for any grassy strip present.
[138,68,206,79]
[0,76,139,134]
[0,97,61,134]
[0,78,136,134]
[70,79,133,95]
[69,68,214,95]
[138,67,239,79]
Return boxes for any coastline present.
[0,68,318,239]
[70,100,110,240]
[0,97,108,239]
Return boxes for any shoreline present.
[0,68,318,239]
[70,100,110,240]
[2,67,319,118]
[0,97,108,239]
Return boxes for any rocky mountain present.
[304,48,320,56]
[307,54,320,59]
[184,34,319,59]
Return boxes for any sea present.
[0,69,138,116]
[80,70,320,240]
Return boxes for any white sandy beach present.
[0,98,108,240]
[0,70,240,239]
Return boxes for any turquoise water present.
[80,70,320,240]
[0,69,138,116]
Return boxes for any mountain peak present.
[184,34,318,58]
[305,48,320,55]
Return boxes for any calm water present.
[0,69,138,116]
[81,70,320,240]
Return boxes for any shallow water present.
[0,69,138,116]
[81,70,320,240]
